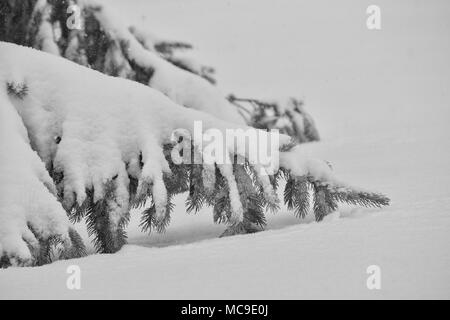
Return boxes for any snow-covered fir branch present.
[0,42,388,267]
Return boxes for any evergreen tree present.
[0,0,390,267]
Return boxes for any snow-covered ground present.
[1,0,449,299]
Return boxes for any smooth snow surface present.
[1,0,449,299]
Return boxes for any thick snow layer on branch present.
[0,88,70,265]
[0,42,336,198]
[280,145,336,183]
[0,42,340,260]
[33,0,60,56]
[87,0,246,125]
